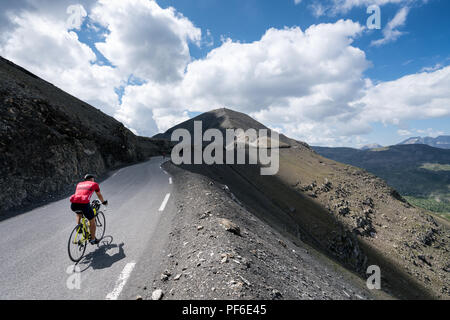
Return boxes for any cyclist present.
[70,174,108,245]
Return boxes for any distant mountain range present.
[313,144,450,198]
[359,135,449,151]
[397,136,450,149]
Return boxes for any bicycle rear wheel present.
[95,211,106,240]
[68,224,87,262]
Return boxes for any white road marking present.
[105,262,136,300]
[159,193,171,211]
[169,177,172,184]
[163,170,168,175]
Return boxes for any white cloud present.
[371,6,409,46]
[0,9,121,114]
[420,63,443,73]
[309,2,327,17]
[416,128,445,137]
[115,80,190,134]
[397,129,412,136]
[117,19,371,140]
[398,128,445,138]
[0,0,201,124]
[355,65,450,125]
[91,0,201,83]
[204,29,214,47]
[294,0,303,5]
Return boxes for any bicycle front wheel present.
[68,224,87,263]
[95,211,106,240]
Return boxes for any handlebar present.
[91,199,108,212]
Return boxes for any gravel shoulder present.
[138,162,392,300]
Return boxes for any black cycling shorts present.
[71,203,95,220]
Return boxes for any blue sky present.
[0,0,449,147]
[156,0,450,80]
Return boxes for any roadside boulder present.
[152,289,164,300]
[218,218,241,236]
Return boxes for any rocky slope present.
[0,56,169,215]
[139,162,389,300]
[155,108,450,299]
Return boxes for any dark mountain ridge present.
[154,108,303,149]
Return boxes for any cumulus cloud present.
[91,0,201,83]
[183,20,368,119]
[117,19,371,140]
[0,0,201,122]
[115,80,190,134]
[0,8,121,114]
[355,65,450,125]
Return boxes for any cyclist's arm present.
[95,191,105,203]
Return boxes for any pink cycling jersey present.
[69,181,100,204]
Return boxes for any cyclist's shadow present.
[77,236,126,271]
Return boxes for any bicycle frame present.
[72,218,89,244]
[72,207,98,244]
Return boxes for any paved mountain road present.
[0,157,174,300]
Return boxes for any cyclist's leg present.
[71,203,83,225]
[88,217,96,239]
[83,204,96,240]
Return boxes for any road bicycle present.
[67,200,106,262]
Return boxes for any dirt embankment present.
[139,162,390,300]
[0,56,170,215]
[277,146,450,299]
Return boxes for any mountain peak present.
[397,135,450,149]
[154,108,310,149]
